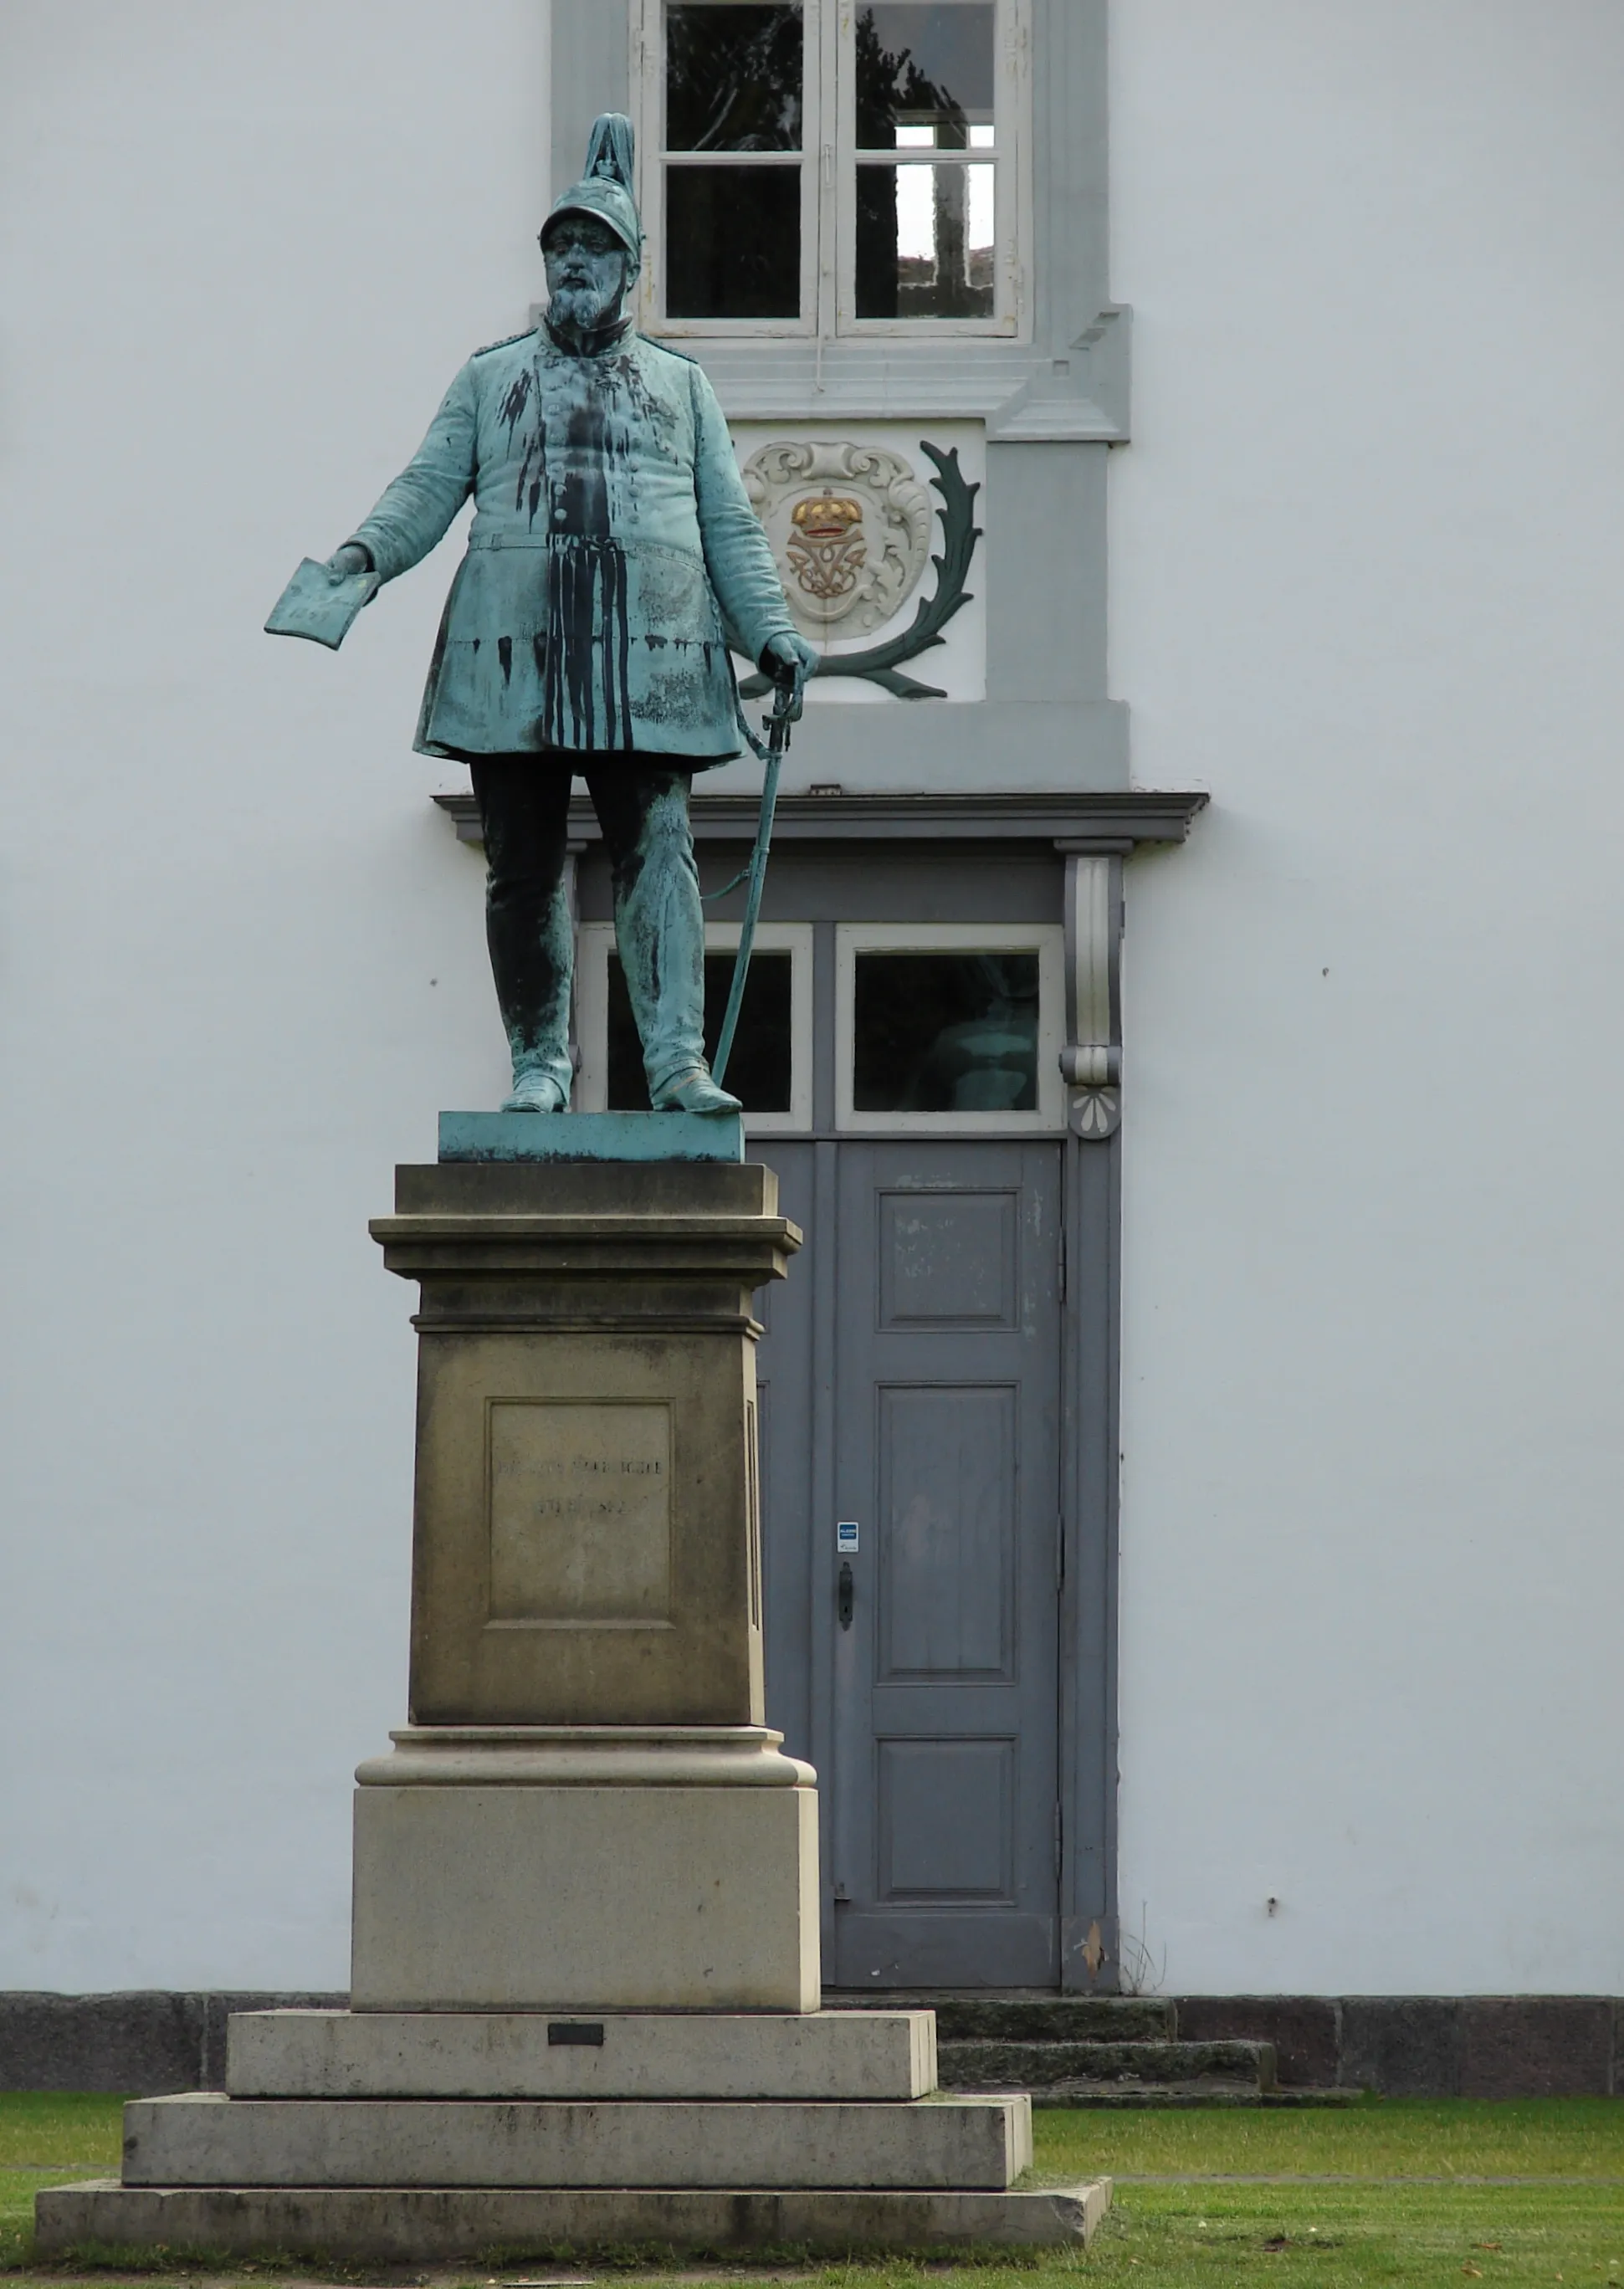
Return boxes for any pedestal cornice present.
[357,1725,816,1789]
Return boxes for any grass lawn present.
[3,2094,1621,2286]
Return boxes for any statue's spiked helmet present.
[540,114,643,273]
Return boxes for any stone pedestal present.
[380,1156,792,1729]
[351,1156,817,2015]
[35,1136,1108,2260]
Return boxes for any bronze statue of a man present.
[324,115,816,1114]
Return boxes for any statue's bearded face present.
[542,215,634,334]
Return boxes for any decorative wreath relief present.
[740,441,983,701]
[742,441,935,638]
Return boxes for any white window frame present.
[632,0,1031,341]
[833,0,1029,338]
[834,921,1064,1134]
[633,0,823,341]
[576,920,815,1133]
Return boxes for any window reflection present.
[666,3,804,150]
[666,166,802,317]
[853,953,1038,1114]
[664,1,803,319]
[608,951,793,1113]
[855,3,996,148]
[853,3,996,320]
[857,158,994,317]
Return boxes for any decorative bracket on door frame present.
[1057,844,1125,1141]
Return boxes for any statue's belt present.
[465,532,576,551]
[464,532,704,554]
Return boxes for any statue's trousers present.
[469,758,705,1103]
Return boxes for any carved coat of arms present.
[741,441,935,639]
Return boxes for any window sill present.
[662,308,1129,438]
[516,305,1129,438]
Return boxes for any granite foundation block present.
[0,1992,207,2095]
[1338,1998,1463,2096]
[1459,1998,1615,2097]
[228,2007,935,2101]
[35,2178,1112,2260]
[121,2092,1032,2191]
[16,1990,1624,2101]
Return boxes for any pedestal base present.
[351,1728,819,2012]
[36,2179,1113,2260]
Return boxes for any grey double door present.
[758,1139,1063,1989]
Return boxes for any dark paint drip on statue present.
[510,347,651,747]
[545,537,633,751]
[561,388,613,538]
[499,367,533,439]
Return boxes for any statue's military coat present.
[349,322,796,762]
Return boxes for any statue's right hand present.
[326,543,372,578]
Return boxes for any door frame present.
[433,781,1208,1992]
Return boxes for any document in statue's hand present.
[264,558,382,649]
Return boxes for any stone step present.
[835,1993,1175,2045]
[939,2037,1276,2093]
[938,1998,1177,2044]
[122,2092,1030,2193]
[228,2006,936,2102]
[35,2178,1113,2261]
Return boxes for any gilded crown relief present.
[742,441,935,639]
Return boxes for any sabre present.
[710,663,804,1093]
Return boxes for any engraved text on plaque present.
[486,1400,673,1626]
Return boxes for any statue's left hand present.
[763,632,819,723]
[326,543,373,579]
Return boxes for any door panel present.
[878,1191,1017,1326]
[829,1141,1063,1988]
[879,1385,1016,1679]
[878,1737,1016,1897]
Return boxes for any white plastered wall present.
[6,0,1624,2002]
[1112,0,1624,1991]
[0,3,543,1988]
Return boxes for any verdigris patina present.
[300,115,817,1114]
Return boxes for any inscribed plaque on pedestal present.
[487,1400,673,1626]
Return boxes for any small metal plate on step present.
[547,2022,606,2047]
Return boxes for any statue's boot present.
[613,778,740,1113]
[652,1068,742,1115]
[503,1066,570,1114]
[484,816,576,1113]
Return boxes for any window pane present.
[666,164,802,318]
[853,953,1038,1114]
[855,160,994,319]
[856,3,996,149]
[667,3,803,151]
[608,951,793,1113]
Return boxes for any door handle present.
[838,1560,854,1631]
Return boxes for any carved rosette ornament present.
[742,441,935,639]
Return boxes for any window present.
[835,924,1064,1132]
[633,0,1029,338]
[576,922,815,1131]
